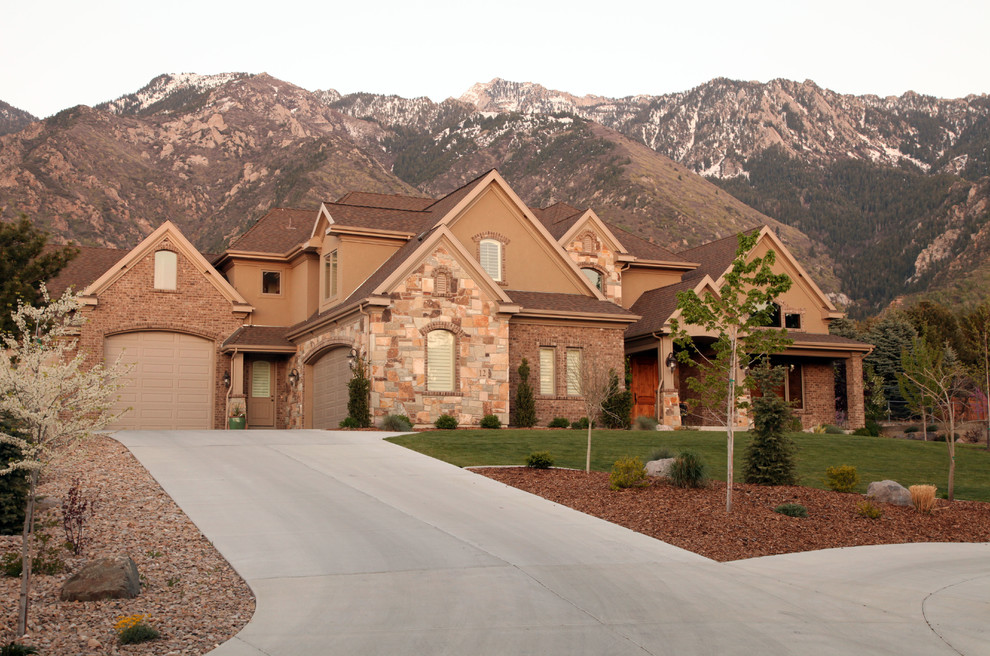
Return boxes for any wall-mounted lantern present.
[288,368,300,387]
[665,352,678,371]
[222,371,231,388]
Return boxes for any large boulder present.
[645,458,676,478]
[60,555,141,602]
[866,480,912,507]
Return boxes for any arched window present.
[427,330,455,392]
[581,268,603,291]
[479,239,502,282]
[154,250,177,290]
[582,233,596,253]
[434,268,453,296]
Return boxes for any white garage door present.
[312,348,350,429]
[106,332,214,429]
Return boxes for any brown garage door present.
[312,348,350,429]
[106,332,214,429]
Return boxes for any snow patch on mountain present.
[102,73,248,115]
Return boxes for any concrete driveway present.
[115,430,990,655]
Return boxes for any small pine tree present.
[346,357,371,428]
[514,358,536,428]
[600,369,632,429]
[743,362,798,486]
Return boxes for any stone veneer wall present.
[292,245,511,428]
[290,316,365,429]
[77,240,245,429]
[508,322,626,426]
[563,230,621,305]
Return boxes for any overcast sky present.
[4,0,989,118]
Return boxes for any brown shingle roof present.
[532,202,585,239]
[322,204,434,234]
[679,229,759,281]
[607,224,691,263]
[505,290,637,318]
[228,208,315,254]
[221,325,294,351]
[788,332,873,350]
[335,191,434,211]
[47,246,127,297]
[624,279,697,338]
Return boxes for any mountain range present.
[1,73,988,315]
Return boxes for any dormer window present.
[262,271,281,295]
[581,268,603,292]
[154,250,177,290]
[324,250,338,300]
[479,239,502,282]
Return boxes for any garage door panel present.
[106,332,214,430]
[312,348,349,429]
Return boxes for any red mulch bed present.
[474,467,990,562]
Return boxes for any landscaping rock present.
[645,458,676,478]
[866,480,912,507]
[59,555,141,602]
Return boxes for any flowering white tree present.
[0,287,128,637]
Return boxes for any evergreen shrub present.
[525,451,554,469]
[480,414,501,429]
[823,465,860,493]
[609,456,649,490]
[571,417,589,430]
[773,503,808,518]
[600,370,632,429]
[514,359,537,428]
[346,357,371,428]
[434,414,458,430]
[548,417,570,428]
[743,364,797,486]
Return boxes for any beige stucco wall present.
[750,239,829,333]
[621,268,686,308]
[447,185,588,295]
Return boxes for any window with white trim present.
[566,349,582,396]
[427,330,455,392]
[479,239,502,282]
[154,250,177,290]
[539,347,555,396]
[324,250,338,299]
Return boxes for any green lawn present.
[387,429,990,502]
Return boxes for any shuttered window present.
[479,239,502,281]
[252,361,271,398]
[154,250,177,290]
[539,347,555,396]
[566,349,582,396]
[427,330,455,392]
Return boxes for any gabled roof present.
[335,191,435,211]
[607,224,692,264]
[80,221,252,314]
[227,208,315,255]
[47,246,128,297]
[317,203,434,235]
[531,202,585,239]
[625,278,698,339]
[678,230,754,282]
[221,325,295,353]
[506,290,637,320]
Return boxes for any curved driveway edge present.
[114,430,990,655]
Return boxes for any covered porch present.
[221,326,298,429]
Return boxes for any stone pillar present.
[660,389,682,427]
[846,354,865,429]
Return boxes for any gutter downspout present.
[652,332,665,422]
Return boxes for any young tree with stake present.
[670,230,792,512]
[0,288,127,637]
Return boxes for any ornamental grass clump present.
[669,451,708,488]
[634,416,659,431]
[910,484,937,514]
[115,614,160,645]
[823,465,860,493]
[380,414,412,431]
[609,456,649,490]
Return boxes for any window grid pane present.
[539,348,555,396]
[427,331,454,392]
[480,240,501,281]
[566,349,582,396]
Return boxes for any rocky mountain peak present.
[0,100,37,136]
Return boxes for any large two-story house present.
[49,170,871,430]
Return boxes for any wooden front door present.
[248,359,276,428]
[630,352,659,420]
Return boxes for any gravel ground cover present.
[0,436,254,654]
[475,467,990,562]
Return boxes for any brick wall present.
[77,240,244,429]
[508,322,626,426]
[799,361,836,429]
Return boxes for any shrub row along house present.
[49,170,871,430]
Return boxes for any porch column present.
[227,351,246,419]
[659,336,681,427]
[846,353,865,428]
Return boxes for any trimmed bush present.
[669,451,708,488]
[609,456,649,490]
[380,414,413,431]
[646,446,674,461]
[823,424,845,434]
[434,414,458,430]
[824,465,860,493]
[743,364,797,486]
[526,451,554,469]
[480,414,502,429]
[346,357,371,428]
[338,416,360,429]
[773,503,808,518]
[634,416,659,431]
[852,427,871,436]
[909,484,937,513]
[857,500,883,519]
[514,359,537,428]
[864,420,881,436]
[571,417,589,430]
[548,417,570,428]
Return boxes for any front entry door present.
[630,353,659,420]
[248,360,276,428]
